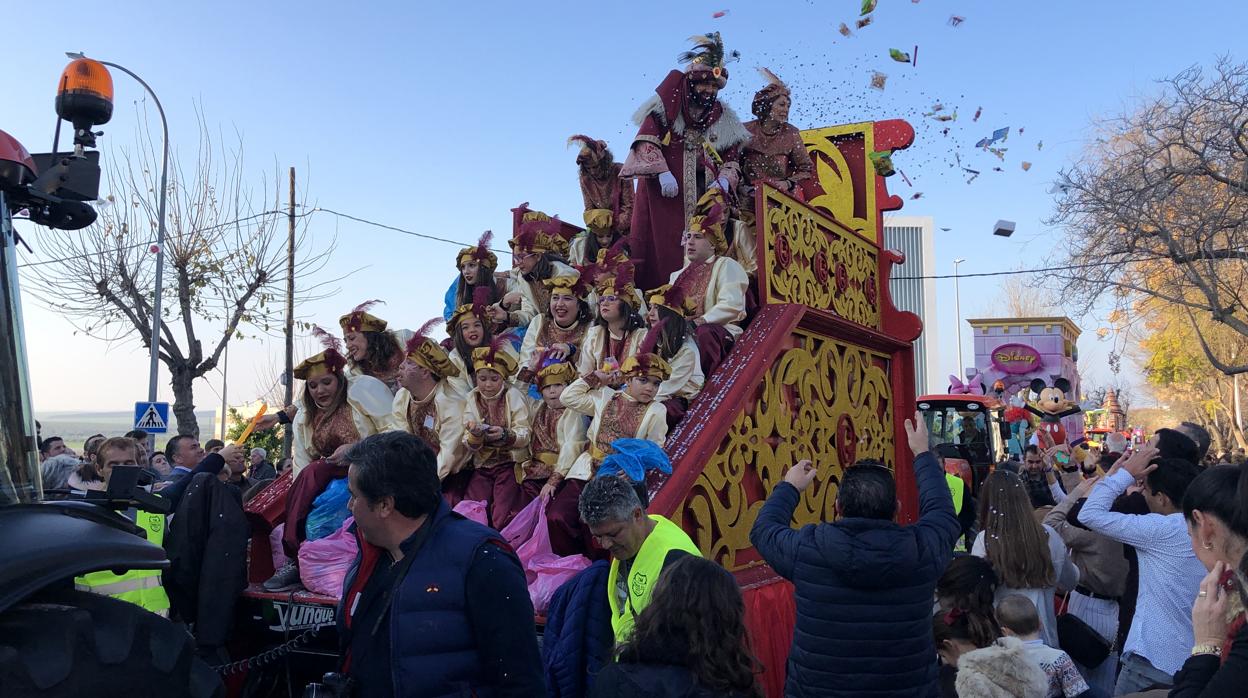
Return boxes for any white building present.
[883,215,940,395]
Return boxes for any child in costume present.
[645,282,705,428]
[577,259,646,379]
[519,357,592,556]
[561,321,672,477]
[443,230,505,323]
[391,318,471,502]
[447,286,516,400]
[495,210,578,330]
[462,334,531,530]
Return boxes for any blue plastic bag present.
[305,477,351,541]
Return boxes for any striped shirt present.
[1079,469,1206,676]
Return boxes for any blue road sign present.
[134,401,171,434]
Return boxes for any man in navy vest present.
[337,431,545,697]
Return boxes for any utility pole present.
[283,167,295,460]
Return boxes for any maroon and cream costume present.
[622,33,750,291]
[461,339,531,530]
[519,362,592,556]
[568,135,634,266]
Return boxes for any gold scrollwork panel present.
[761,191,881,329]
[679,329,895,571]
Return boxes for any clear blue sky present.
[8,0,1246,414]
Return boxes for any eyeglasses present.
[599,295,620,303]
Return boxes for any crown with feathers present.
[679,32,738,86]
[568,134,612,160]
[339,299,388,334]
[294,325,348,379]
[404,317,459,380]
[535,348,579,390]
[686,187,729,255]
[511,210,573,256]
[457,230,498,270]
[752,67,791,119]
[471,331,519,378]
[620,318,672,381]
[648,277,698,318]
[543,266,593,299]
[595,257,639,303]
[450,285,494,331]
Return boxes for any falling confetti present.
[935,111,957,122]
[899,169,913,187]
[992,167,1004,172]
[857,15,874,29]
[1037,141,1044,151]
[973,107,982,122]
[940,227,953,232]
[861,0,877,15]
[712,9,729,18]
[912,45,919,67]
[838,22,853,37]
[987,147,1007,161]
[1021,161,1033,171]
[991,126,1010,142]
[911,192,924,200]
[1018,127,1025,134]
[869,71,887,90]
[889,48,912,63]
[948,15,965,26]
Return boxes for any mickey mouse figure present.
[1025,376,1082,444]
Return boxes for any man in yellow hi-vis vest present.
[73,437,171,617]
[578,475,701,643]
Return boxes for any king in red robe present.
[621,32,751,291]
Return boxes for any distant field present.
[36,411,218,450]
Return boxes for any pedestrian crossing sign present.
[133,401,170,433]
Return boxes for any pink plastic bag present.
[453,499,488,526]
[298,516,358,597]
[270,523,288,570]
[528,552,591,613]
[499,496,591,611]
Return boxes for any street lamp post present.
[66,53,169,441]
[953,258,966,378]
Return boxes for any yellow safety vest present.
[945,473,965,515]
[607,515,702,643]
[75,511,171,617]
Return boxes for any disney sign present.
[990,343,1043,375]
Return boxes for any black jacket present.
[749,451,960,698]
[589,662,756,698]
[1170,621,1248,697]
[163,472,249,648]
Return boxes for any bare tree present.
[989,273,1061,318]
[1047,57,1248,375]
[25,108,338,437]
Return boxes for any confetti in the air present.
[861,0,877,15]
[949,15,965,27]
[1021,161,1033,171]
[911,192,924,200]
[869,71,888,90]
[889,48,912,63]
[991,127,1010,142]
[899,170,913,187]
[857,15,874,29]
[988,147,1007,161]
[838,22,853,37]
[973,107,982,122]
[1037,141,1044,151]
[712,9,729,18]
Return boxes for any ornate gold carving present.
[760,188,881,329]
[801,122,878,240]
[678,329,895,571]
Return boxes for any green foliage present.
[225,406,285,459]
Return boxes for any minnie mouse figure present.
[1025,377,1082,444]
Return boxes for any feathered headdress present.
[536,348,578,390]
[686,187,729,255]
[595,258,638,303]
[457,229,498,270]
[450,285,494,331]
[404,317,459,380]
[567,134,610,158]
[678,32,738,87]
[648,278,697,318]
[752,67,791,119]
[620,318,672,382]
[294,325,348,379]
[544,266,592,299]
[595,237,631,267]
[511,210,573,256]
[340,299,388,334]
[471,330,519,377]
